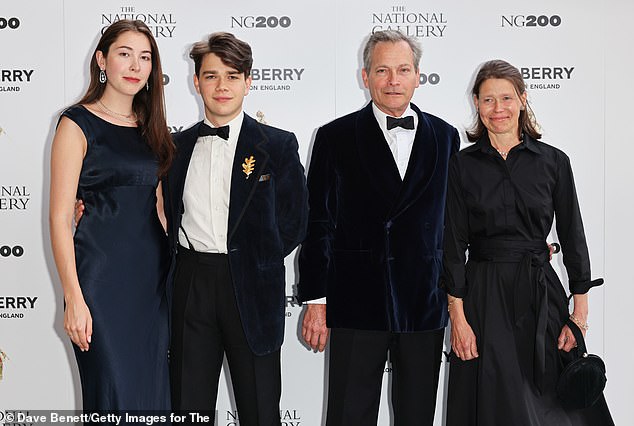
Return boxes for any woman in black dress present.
[442,60,613,425]
[49,20,174,411]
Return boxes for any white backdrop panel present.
[0,1,629,425]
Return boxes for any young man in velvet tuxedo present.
[298,30,460,425]
[163,32,308,423]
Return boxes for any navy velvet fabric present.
[298,102,460,332]
[163,114,308,356]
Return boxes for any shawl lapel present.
[354,103,439,218]
[228,114,270,241]
[355,103,402,208]
[390,104,439,219]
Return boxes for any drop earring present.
[99,69,107,84]
[146,81,149,91]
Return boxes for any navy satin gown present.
[62,105,170,411]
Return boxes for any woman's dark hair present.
[77,19,174,175]
[467,59,541,142]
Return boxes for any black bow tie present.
[387,116,414,130]
[199,123,230,140]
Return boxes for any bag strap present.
[566,318,588,356]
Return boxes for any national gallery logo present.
[100,5,176,37]
[0,186,30,211]
[370,5,448,38]
[223,409,302,426]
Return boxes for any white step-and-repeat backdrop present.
[1,1,632,425]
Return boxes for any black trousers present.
[170,246,281,425]
[326,328,444,426]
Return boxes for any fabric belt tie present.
[469,239,550,394]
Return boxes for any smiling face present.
[362,40,420,117]
[475,78,527,138]
[96,30,152,98]
[193,52,252,127]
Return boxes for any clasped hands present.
[448,296,586,361]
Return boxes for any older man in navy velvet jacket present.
[164,32,307,424]
[298,30,459,426]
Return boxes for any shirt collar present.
[201,112,245,144]
[471,133,542,155]
[371,102,418,134]
[522,134,542,154]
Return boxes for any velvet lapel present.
[355,103,402,207]
[228,114,270,242]
[390,104,438,219]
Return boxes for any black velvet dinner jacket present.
[298,102,459,332]
[163,113,308,355]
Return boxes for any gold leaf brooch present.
[242,155,255,179]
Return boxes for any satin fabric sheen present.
[62,105,170,411]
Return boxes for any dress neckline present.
[78,104,139,129]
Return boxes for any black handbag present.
[556,318,607,409]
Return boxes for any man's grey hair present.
[362,30,422,71]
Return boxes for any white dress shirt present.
[306,103,419,305]
[178,113,244,253]
[372,102,418,179]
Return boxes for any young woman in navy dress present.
[50,19,174,411]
